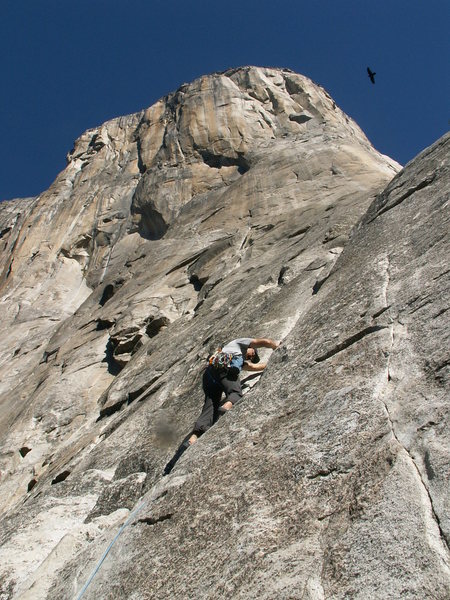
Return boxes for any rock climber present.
[163,337,279,475]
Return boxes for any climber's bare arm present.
[243,361,267,372]
[250,338,280,350]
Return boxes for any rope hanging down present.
[75,499,147,600]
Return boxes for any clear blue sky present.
[1,0,448,201]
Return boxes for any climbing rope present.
[75,499,147,600]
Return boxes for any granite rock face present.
[0,67,448,599]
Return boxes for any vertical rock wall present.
[0,67,447,599]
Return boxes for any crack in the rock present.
[0,226,12,239]
[311,276,328,296]
[382,311,449,550]
[165,249,209,275]
[408,295,434,315]
[127,377,161,404]
[372,305,391,319]
[51,470,71,485]
[432,268,450,281]
[369,173,437,223]
[379,255,449,548]
[307,468,338,480]
[381,390,449,550]
[287,225,310,239]
[314,325,388,363]
[136,513,173,526]
[435,358,450,373]
[317,509,340,521]
[432,306,449,319]
[200,206,225,224]
[97,373,163,420]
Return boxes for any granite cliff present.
[0,67,448,599]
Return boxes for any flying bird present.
[367,67,376,84]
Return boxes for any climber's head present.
[246,347,260,363]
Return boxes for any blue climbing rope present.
[75,499,147,599]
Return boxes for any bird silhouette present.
[367,67,376,84]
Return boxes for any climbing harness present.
[75,499,147,599]
[208,351,233,369]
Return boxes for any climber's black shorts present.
[193,367,243,434]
